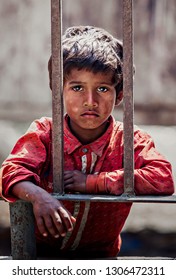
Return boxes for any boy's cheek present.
[65,103,79,114]
[64,94,78,105]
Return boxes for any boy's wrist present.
[12,181,45,204]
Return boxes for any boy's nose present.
[83,91,98,107]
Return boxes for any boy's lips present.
[81,111,99,118]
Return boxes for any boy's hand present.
[64,170,87,193]
[32,192,76,238]
[11,181,76,239]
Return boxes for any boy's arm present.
[64,131,174,195]
[86,131,174,195]
[11,181,76,238]
[0,117,50,202]
[0,118,76,237]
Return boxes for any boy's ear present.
[115,91,123,106]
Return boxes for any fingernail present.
[54,234,60,238]
[43,233,48,237]
[61,233,66,237]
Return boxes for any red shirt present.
[0,115,174,257]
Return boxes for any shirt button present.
[82,148,88,153]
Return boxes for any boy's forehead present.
[65,68,115,83]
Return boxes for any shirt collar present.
[64,114,115,157]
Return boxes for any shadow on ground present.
[119,230,176,258]
[0,227,11,256]
[1,228,176,259]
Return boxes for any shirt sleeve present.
[0,117,52,202]
[86,130,174,195]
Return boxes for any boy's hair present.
[48,26,123,99]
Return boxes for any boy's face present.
[63,68,116,143]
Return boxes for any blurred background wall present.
[0,0,176,124]
[0,0,176,258]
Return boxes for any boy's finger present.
[64,178,74,186]
[44,216,58,238]
[36,216,48,237]
[52,212,67,237]
[58,207,75,232]
[64,171,73,179]
[71,215,76,223]
[64,184,74,192]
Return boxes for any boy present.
[0,26,174,258]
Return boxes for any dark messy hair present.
[48,25,123,99]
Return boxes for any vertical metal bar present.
[123,0,134,195]
[9,202,36,259]
[51,0,64,194]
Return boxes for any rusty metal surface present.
[2,194,176,204]
[51,0,64,194]
[9,202,36,259]
[123,0,134,195]
[51,193,176,203]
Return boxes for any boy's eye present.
[97,86,108,93]
[72,85,83,92]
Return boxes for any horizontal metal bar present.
[2,194,176,204]
[51,193,176,203]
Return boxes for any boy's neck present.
[68,117,110,145]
